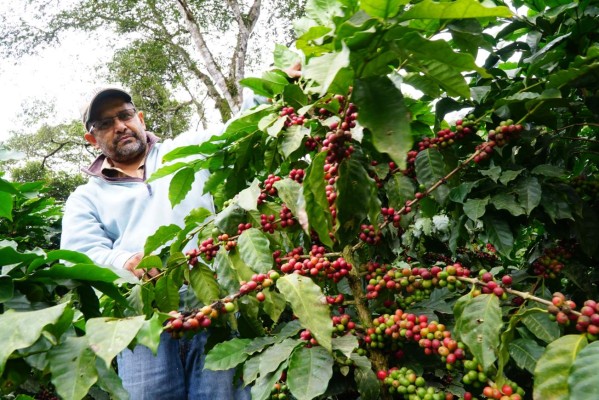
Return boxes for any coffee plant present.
[1,0,599,399]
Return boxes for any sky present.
[0,2,116,143]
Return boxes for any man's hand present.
[124,252,160,280]
[284,62,302,79]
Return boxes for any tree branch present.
[41,142,68,169]
[174,0,238,113]
[227,0,261,105]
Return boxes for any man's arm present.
[61,192,138,270]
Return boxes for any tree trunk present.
[175,0,239,114]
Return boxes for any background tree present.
[0,0,305,128]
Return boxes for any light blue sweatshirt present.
[61,130,214,269]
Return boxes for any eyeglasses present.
[90,108,137,133]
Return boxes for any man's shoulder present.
[66,178,102,201]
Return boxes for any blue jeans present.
[117,331,250,400]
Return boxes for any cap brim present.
[83,88,133,131]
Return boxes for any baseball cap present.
[81,87,134,131]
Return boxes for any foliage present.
[2,0,599,399]
[10,162,88,202]
[2,119,94,174]
[0,174,63,251]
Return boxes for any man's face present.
[84,97,148,164]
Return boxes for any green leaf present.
[263,290,286,322]
[0,246,41,268]
[569,341,599,400]
[0,177,19,193]
[0,275,14,303]
[237,179,261,211]
[49,336,98,400]
[251,359,288,400]
[480,166,502,182]
[33,263,135,284]
[135,256,163,269]
[76,285,101,319]
[274,44,301,69]
[144,224,182,255]
[332,334,359,359]
[213,248,241,295]
[303,43,350,96]
[522,310,561,344]
[532,164,565,178]
[240,70,290,97]
[448,181,479,204]
[238,295,265,336]
[280,125,310,158]
[0,192,13,220]
[0,302,69,375]
[390,28,490,79]
[416,59,471,98]
[189,263,221,305]
[385,174,415,210]
[154,274,180,312]
[283,83,308,109]
[509,338,545,374]
[43,249,94,265]
[408,287,454,315]
[360,0,404,20]
[245,320,303,355]
[243,355,261,385]
[214,203,247,235]
[483,214,513,257]
[415,149,449,204]
[168,167,196,208]
[161,142,220,161]
[353,76,412,168]
[259,338,302,377]
[274,178,302,219]
[542,190,573,222]
[135,313,164,355]
[491,193,526,216]
[238,228,273,274]
[397,0,512,20]
[86,316,145,368]
[303,152,334,247]
[225,104,274,135]
[287,346,334,400]
[336,157,376,245]
[276,274,333,351]
[456,294,502,373]
[534,335,588,400]
[204,338,252,370]
[146,162,187,183]
[95,357,130,400]
[229,250,257,283]
[515,176,542,215]
[351,353,380,400]
[499,169,524,185]
[259,113,279,132]
[463,197,489,221]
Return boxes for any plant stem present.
[457,276,582,317]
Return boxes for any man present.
[61,87,252,399]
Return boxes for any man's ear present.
[84,132,99,148]
[138,110,146,129]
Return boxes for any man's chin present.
[115,143,145,160]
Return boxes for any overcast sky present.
[0,2,117,143]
